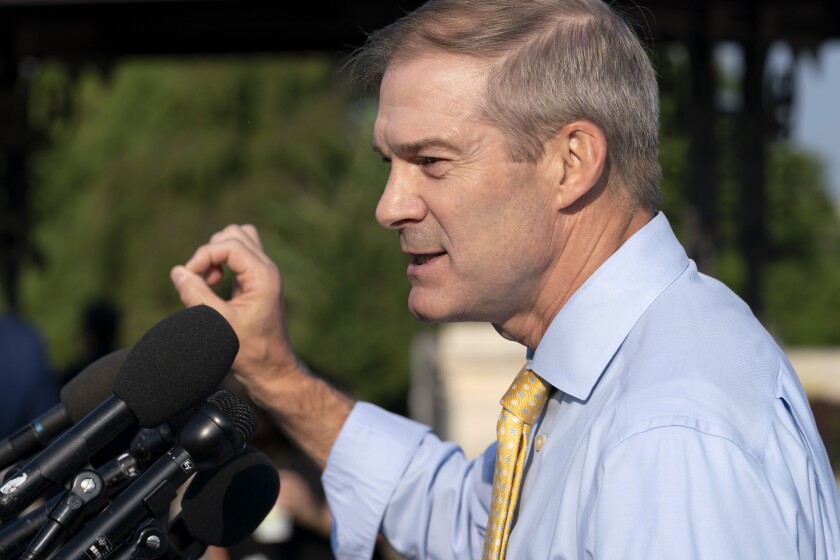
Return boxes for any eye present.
[414,157,449,177]
[416,157,440,166]
[380,155,392,167]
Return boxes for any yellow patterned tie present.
[482,364,550,560]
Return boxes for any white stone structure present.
[414,324,840,460]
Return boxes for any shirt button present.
[534,434,546,452]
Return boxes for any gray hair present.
[351,0,661,211]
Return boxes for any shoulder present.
[0,315,45,351]
[611,264,783,461]
[0,315,48,373]
[585,423,802,560]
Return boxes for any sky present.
[792,41,840,203]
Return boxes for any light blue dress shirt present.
[323,213,840,559]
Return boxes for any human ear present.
[540,120,607,210]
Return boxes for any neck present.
[493,198,653,350]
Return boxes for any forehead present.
[374,54,492,149]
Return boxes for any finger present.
[240,224,264,250]
[170,265,230,312]
[184,239,280,297]
[209,225,266,260]
[184,238,259,278]
[204,265,224,286]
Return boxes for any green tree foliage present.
[763,145,840,344]
[657,43,840,345]
[18,50,840,414]
[23,57,421,410]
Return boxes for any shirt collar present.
[528,212,689,401]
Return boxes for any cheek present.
[486,199,554,273]
[449,209,538,284]
[440,165,550,275]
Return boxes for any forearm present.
[236,362,354,469]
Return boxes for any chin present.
[407,290,451,324]
[407,302,444,324]
[409,310,439,324]
[407,290,476,324]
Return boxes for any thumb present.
[170,265,228,311]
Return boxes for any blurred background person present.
[59,298,121,385]
[0,313,59,438]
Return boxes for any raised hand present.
[170,224,352,467]
[170,225,296,397]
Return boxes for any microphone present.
[0,349,129,470]
[51,390,257,560]
[0,494,61,558]
[110,446,279,560]
[0,305,239,520]
[100,422,177,491]
[165,446,280,558]
[20,470,107,560]
[0,423,177,557]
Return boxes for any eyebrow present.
[371,137,460,158]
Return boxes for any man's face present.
[374,54,559,325]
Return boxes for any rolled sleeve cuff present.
[323,402,431,559]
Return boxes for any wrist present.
[235,362,355,469]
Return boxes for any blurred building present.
[414,324,840,461]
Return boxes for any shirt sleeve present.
[585,425,800,560]
[322,402,493,560]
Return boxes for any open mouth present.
[412,252,446,265]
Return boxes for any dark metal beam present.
[0,1,426,59]
[740,3,769,315]
[0,47,29,313]
[686,0,718,274]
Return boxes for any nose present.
[375,167,428,229]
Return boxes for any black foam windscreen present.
[113,305,239,427]
[180,446,280,547]
[60,348,130,423]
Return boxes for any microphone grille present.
[207,390,257,444]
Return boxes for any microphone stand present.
[0,450,143,558]
[0,494,60,558]
[109,519,169,560]
[109,515,208,560]
[19,470,106,560]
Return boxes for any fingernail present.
[171,266,188,286]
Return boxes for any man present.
[170,0,840,558]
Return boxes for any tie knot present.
[500,366,550,425]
